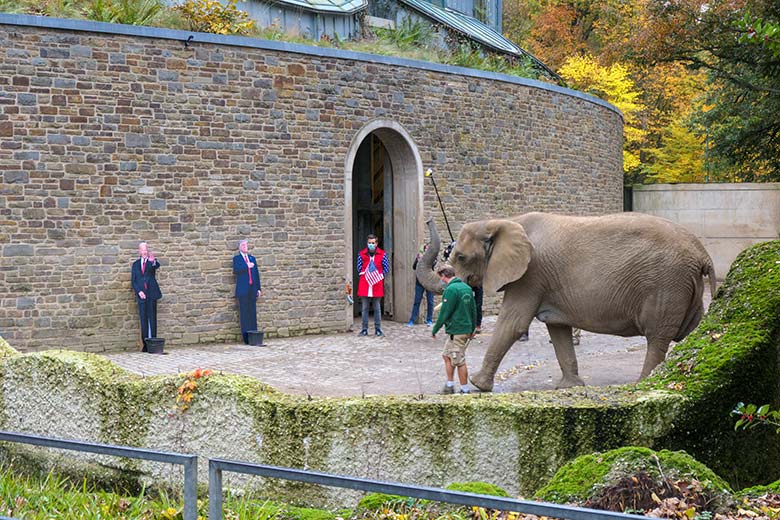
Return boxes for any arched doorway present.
[344,121,423,330]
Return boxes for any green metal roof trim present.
[263,0,367,15]
[397,0,561,83]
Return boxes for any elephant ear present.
[483,219,533,294]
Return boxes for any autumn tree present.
[632,0,780,180]
[641,120,706,183]
[558,55,647,176]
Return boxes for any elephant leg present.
[471,289,537,392]
[547,324,585,388]
[639,336,672,379]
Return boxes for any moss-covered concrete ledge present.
[0,241,777,504]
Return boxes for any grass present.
[0,462,331,520]
[0,462,519,520]
[0,0,547,82]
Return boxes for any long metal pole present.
[425,168,454,242]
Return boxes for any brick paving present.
[105,292,713,397]
[104,316,651,397]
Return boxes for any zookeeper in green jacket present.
[431,264,477,394]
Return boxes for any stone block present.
[13,151,39,161]
[47,134,71,145]
[4,171,28,184]
[125,133,150,148]
[16,297,35,309]
[64,164,95,175]
[156,154,176,165]
[4,244,34,256]
[17,93,37,105]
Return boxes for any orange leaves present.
[175,368,214,412]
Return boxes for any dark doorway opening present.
[352,134,393,318]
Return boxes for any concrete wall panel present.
[633,183,780,280]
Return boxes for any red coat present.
[357,247,386,297]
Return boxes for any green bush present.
[375,17,434,50]
[534,447,732,509]
[84,0,163,25]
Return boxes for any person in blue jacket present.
[233,239,262,344]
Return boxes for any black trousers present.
[238,293,258,343]
[137,299,158,339]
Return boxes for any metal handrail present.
[208,459,648,520]
[0,431,198,520]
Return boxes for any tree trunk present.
[415,218,444,295]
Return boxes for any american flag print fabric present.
[365,259,384,287]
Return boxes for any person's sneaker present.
[406,320,414,327]
[359,329,368,336]
[459,388,471,394]
[519,331,529,342]
[426,320,433,327]
[475,326,482,334]
[442,384,455,395]
[375,329,384,337]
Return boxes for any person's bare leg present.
[457,364,468,385]
[443,355,455,381]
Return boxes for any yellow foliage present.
[558,55,647,173]
[176,0,255,35]
[642,120,706,184]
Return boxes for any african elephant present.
[439,212,717,391]
[414,218,445,295]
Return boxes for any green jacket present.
[432,277,477,336]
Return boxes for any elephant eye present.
[456,253,465,262]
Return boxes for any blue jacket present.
[131,257,162,301]
[233,254,261,297]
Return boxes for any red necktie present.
[245,255,252,285]
[141,259,148,290]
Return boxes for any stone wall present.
[633,183,780,280]
[0,15,623,352]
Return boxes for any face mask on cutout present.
[367,244,377,252]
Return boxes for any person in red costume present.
[356,234,390,337]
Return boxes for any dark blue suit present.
[233,253,261,344]
[131,257,162,340]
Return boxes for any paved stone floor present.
[105,293,712,397]
[103,321,649,397]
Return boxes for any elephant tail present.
[703,257,717,298]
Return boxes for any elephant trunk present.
[416,218,444,295]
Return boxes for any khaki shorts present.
[443,334,472,367]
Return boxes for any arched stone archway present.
[344,120,424,330]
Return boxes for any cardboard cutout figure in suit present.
[233,240,262,344]
[131,242,162,342]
